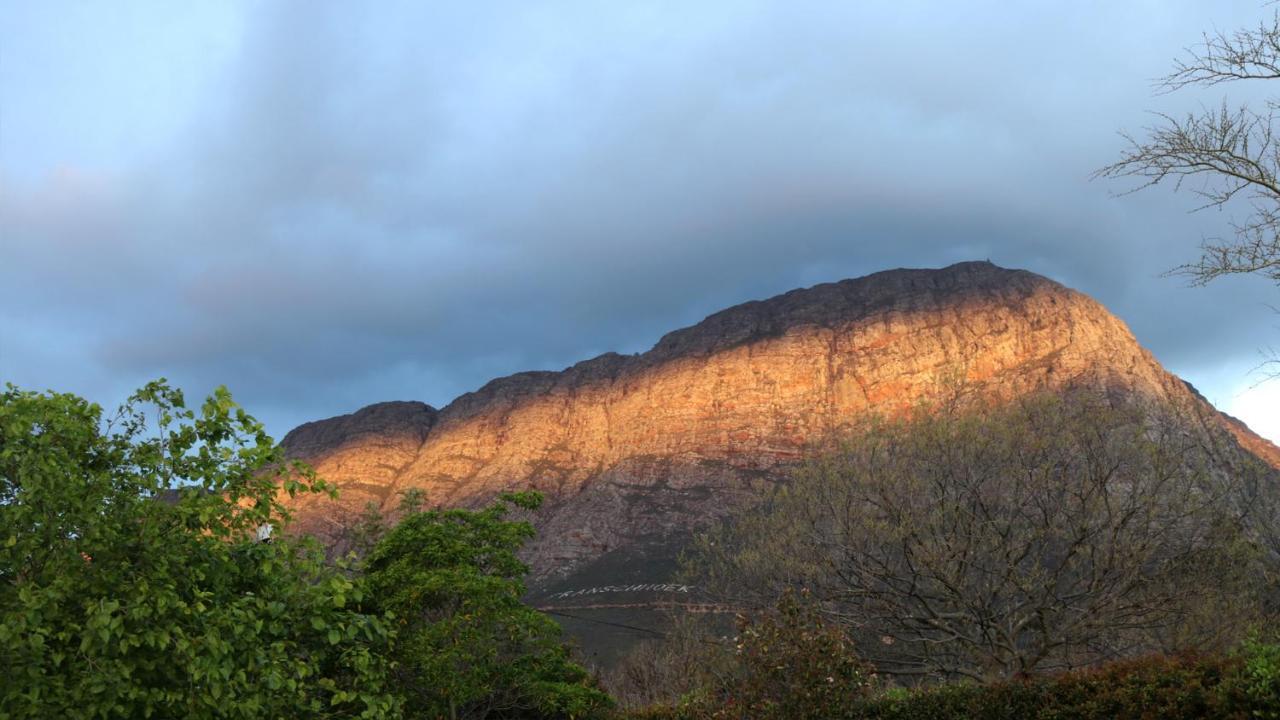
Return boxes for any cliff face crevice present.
[279,261,1279,579]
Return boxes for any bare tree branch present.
[1161,13,1280,92]
[688,393,1277,682]
[1099,12,1280,291]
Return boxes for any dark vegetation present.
[690,392,1278,680]
[3,380,1278,718]
[608,391,1280,719]
[631,635,1280,720]
[624,595,1280,720]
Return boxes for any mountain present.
[278,261,1279,661]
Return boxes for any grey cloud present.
[2,0,1277,437]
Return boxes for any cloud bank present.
[2,1,1277,440]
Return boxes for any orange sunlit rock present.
[278,261,1280,579]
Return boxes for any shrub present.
[688,590,875,720]
[851,652,1270,720]
[1223,639,1280,720]
[627,645,1280,720]
[602,616,729,710]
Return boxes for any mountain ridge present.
[280,261,1280,584]
[284,261,1061,439]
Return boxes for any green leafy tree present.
[0,381,400,719]
[363,491,610,720]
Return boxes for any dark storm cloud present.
[2,0,1277,438]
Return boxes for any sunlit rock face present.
[279,261,1280,585]
[281,400,437,513]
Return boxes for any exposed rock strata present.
[280,262,1280,583]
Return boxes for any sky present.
[2,1,1279,443]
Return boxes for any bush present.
[1224,639,1280,720]
[848,650,1278,720]
[602,616,728,710]
[680,590,875,720]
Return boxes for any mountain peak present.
[647,261,1060,360]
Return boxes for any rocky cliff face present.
[280,262,1279,592]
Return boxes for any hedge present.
[627,642,1280,720]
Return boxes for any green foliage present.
[0,381,399,719]
[1229,639,1280,719]
[363,491,611,720]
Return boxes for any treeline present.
[691,391,1280,678]
[2,382,1279,719]
[621,592,1280,720]
[609,391,1280,718]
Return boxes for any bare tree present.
[689,392,1274,683]
[1097,12,1280,287]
